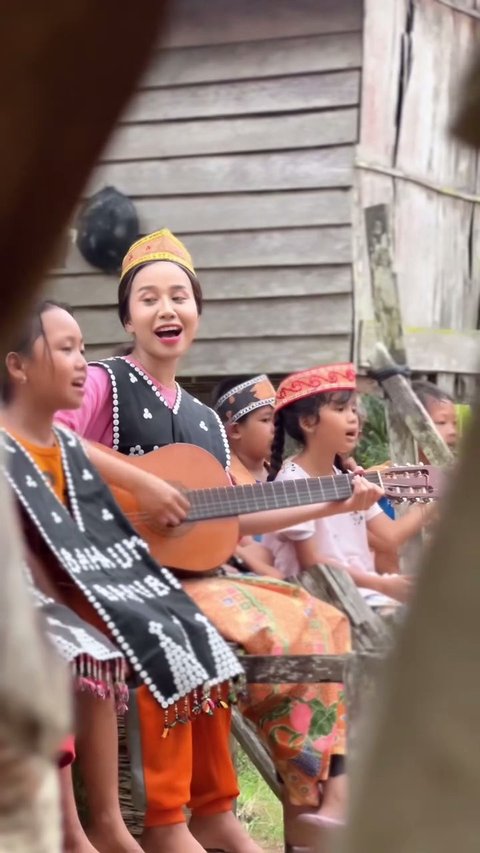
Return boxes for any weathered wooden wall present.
[47,0,362,375]
[355,0,480,394]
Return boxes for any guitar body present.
[108,443,240,573]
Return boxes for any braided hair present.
[267,390,354,481]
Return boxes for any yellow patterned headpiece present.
[121,228,195,280]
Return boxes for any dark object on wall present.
[76,187,139,273]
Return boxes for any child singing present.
[2,299,252,853]
[264,364,436,608]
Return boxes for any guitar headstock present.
[379,465,443,503]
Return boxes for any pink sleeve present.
[55,365,114,445]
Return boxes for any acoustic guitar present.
[106,443,441,573]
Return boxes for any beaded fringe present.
[161,674,248,738]
[74,655,129,713]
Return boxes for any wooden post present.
[231,710,282,800]
[370,343,454,468]
[344,652,385,762]
[364,204,417,465]
[300,565,389,651]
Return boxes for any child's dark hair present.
[412,380,454,410]
[268,390,354,480]
[2,299,73,402]
[118,261,203,327]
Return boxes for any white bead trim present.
[54,426,86,533]
[225,397,276,424]
[122,357,181,414]
[90,361,120,450]
[211,407,231,471]
[214,374,269,410]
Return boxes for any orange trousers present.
[60,585,239,827]
[126,685,239,826]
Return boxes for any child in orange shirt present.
[2,300,257,853]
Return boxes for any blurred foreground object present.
[0,0,166,849]
[340,16,480,853]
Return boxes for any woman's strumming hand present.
[135,472,190,528]
[84,442,190,528]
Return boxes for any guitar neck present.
[185,471,382,522]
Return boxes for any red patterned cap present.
[275,363,356,412]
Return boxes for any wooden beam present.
[300,564,389,652]
[105,109,358,161]
[344,652,385,759]
[364,204,406,365]
[364,204,417,465]
[74,294,352,346]
[56,224,354,274]
[359,322,480,375]
[140,32,362,88]
[48,264,352,307]
[231,709,281,800]
[370,343,454,468]
[87,146,355,199]
[160,0,362,48]
[86,335,352,376]
[122,71,360,124]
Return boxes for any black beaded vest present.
[2,426,243,716]
[90,357,230,466]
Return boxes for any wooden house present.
[48,0,480,397]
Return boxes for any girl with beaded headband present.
[213,374,276,485]
[55,230,382,853]
[265,363,436,609]
[0,299,245,853]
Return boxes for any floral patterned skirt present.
[183,573,350,806]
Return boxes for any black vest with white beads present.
[90,357,230,466]
[2,426,242,713]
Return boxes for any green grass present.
[236,748,284,851]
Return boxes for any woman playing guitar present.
[56,229,383,851]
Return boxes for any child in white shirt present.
[264,364,435,606]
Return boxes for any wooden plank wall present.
[47,0,363,376]
[354,0,480,397]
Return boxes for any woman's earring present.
[20,376,27,384]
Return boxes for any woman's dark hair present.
[2,299,73,402]
[118,260,203,327]
[268,390,354,481]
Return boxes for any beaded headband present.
[121,228,195,280]
[275,363,356,412]
[215,375,276,424]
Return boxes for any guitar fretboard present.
[185,471,382,522]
